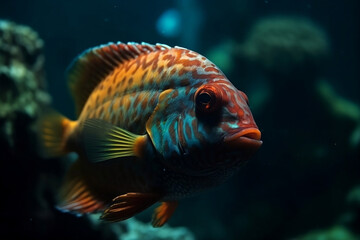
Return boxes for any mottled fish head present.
[146,48,261,177]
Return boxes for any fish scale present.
[78,48,202,134]
[39,41,261,227]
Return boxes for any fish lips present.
[223,128,262,156]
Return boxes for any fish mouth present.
[224,128,262,153]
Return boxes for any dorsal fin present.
[67,42,171,116]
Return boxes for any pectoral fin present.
[82,119,147,162]
[100,193,161,222]
[152,201,178,227]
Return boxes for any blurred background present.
[0,0,359,239]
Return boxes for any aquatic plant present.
[316,80,360,148]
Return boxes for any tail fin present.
[38,110,75,157]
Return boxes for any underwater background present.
[0,0,359,239]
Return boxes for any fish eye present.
[198,92,212,105]
[195,86,221,113]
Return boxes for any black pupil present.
[198,92,212,105]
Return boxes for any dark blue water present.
[1,1,359,239]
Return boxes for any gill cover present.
[146,88,199,159]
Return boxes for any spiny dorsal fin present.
[67,42,171,116]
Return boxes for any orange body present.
[39,42,262,227]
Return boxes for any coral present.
[0,20,50,148]
[122,218,195,240]
[0,20,54,239]
[296,226,358,240]
[240,16,330,75]
[89,215,195,240]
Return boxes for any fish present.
[39,42,262,227]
